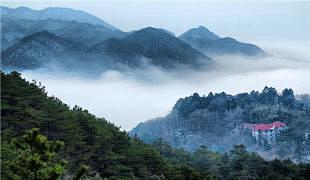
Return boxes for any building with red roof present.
[240,121,288,143]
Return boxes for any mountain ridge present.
[89,27,212,69]
[1,31,87,70]
[1,17,126,50]
[2,28,212,72]
[179,26,265,56]
[1,6,266,72]
[0,6,118,30]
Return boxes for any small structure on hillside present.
[239,121,288,143]
[303,130,310,140]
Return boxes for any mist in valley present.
[2,2,310,178]
[21,42,310,130]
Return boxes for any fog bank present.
[22,42,310,130]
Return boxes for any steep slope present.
[0,71,205,179]
[179,26,265,56]
[1,31,85,70]
[131,87,310,162]
[90,27,212,69]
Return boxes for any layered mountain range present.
[131,87,310,163]
[1,6,265,72]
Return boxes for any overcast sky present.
[3,0,310,43]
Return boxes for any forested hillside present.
[132,87,310,162]
[1,71,310,179]
[151,139,310,179]
[1,71,204,179]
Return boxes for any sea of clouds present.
[21,41,310,130]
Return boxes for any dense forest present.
[1,71,202,179]
[1,71,310,179]
[132,86,310,162]
[151,139,310,179]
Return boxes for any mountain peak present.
[91,26,211,69]
[125,27,176,43]
[133,27,174,37]
[15,6,32,11]
[179,26,220,41]
[137,27,162,33]
[197,25,210,31]
[179,26,264,56]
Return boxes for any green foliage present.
[152,141,310,180]
[73,165,90,180]
[134,85,310,161]
[0,71,202,179]
[1,128,67,180]
[1,71,309,179]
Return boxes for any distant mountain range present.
[130,87,310,162]
[1,6,265,72]
[179,26,264,56]
[1,28,210,72]
[1,9,125,50]
[2,31,86,70]
[1,6,117,29]
[89,27,210,68]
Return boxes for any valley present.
[1,2,310,179]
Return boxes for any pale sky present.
[2,0,310,43]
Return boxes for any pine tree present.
[1,128,67,180]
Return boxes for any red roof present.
[242,121,286,131]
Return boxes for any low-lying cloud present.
[21,42,310,130]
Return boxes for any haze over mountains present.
[1,6,124,50]
[179,26,264,56]
[131,87,310,162]
[1,6,117,28]
[1,4,310,169]
[2,31,86,70]
[89,27,210,69]
[1,6,265,73]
